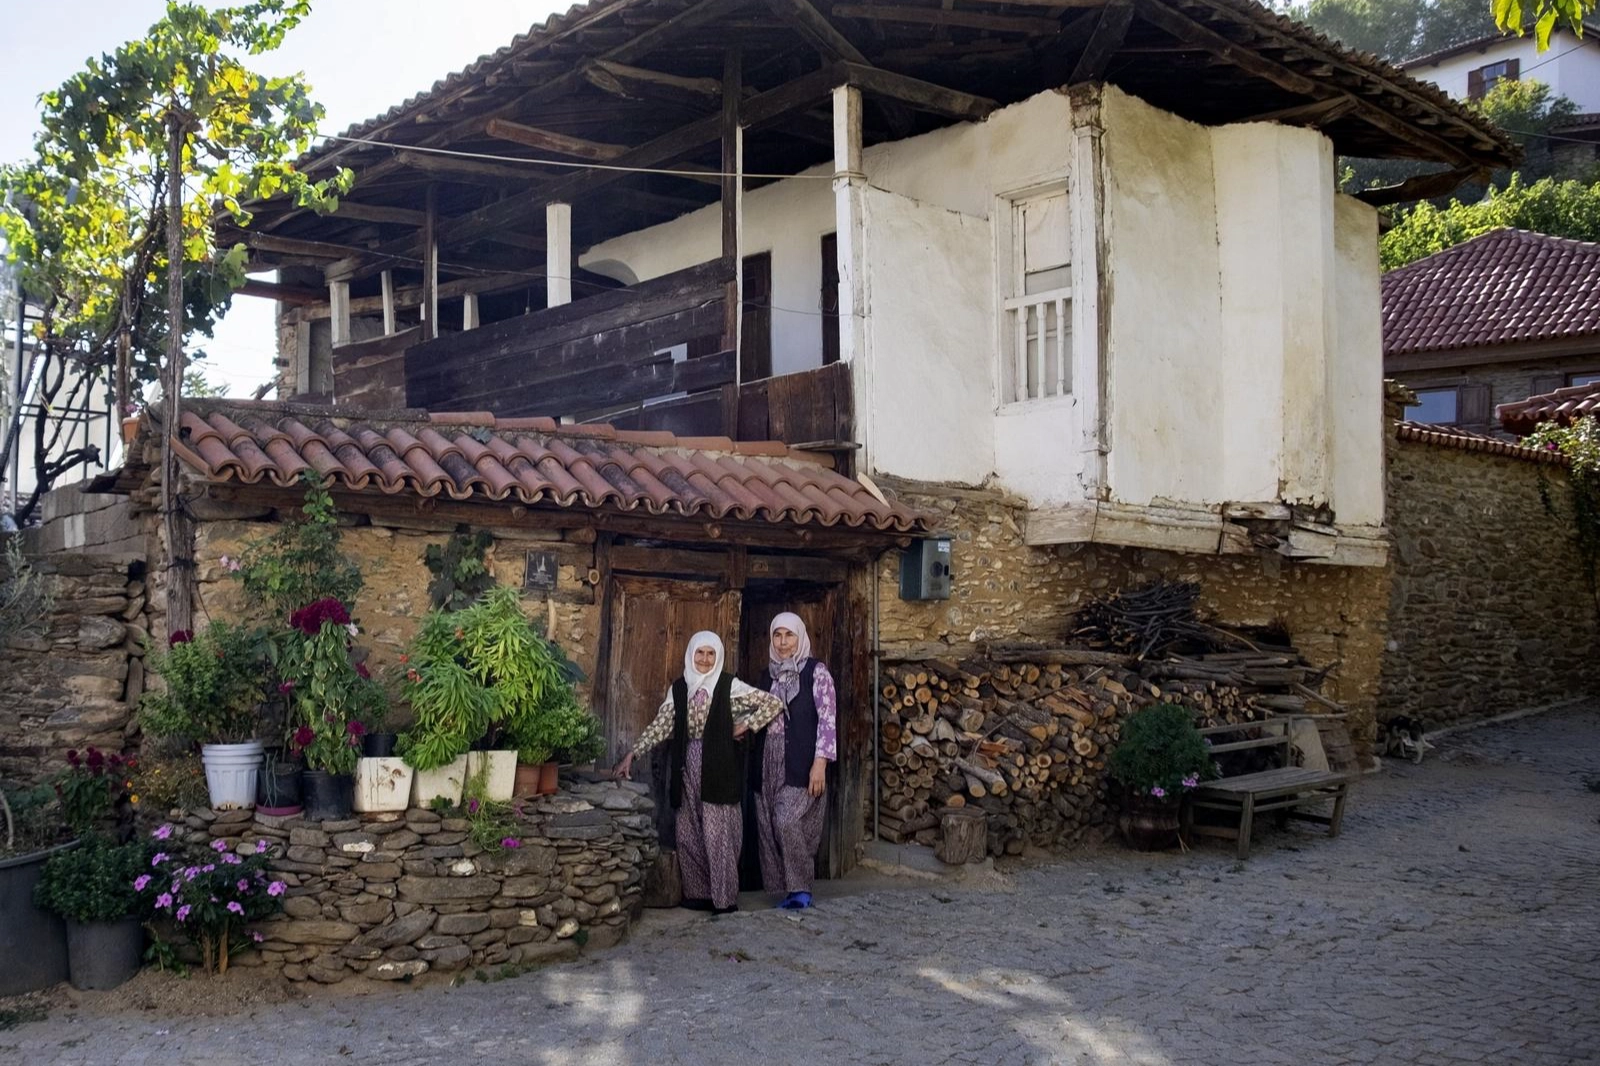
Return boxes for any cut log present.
[935,808,989,865]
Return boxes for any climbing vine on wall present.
[1523,415,1600,622]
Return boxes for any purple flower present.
[279,680,296,695]
[223,853,242,865]
[1181,775,1199,789]
[133,875,152,892]
[501,837,521,849]
[467,799,480,815]
[256,839,269,854]
[203,864,216,873]
[211,839,228,853]
[151,852,169,867]
[168,630,193,647]
[267,881,286,897]
[251,932,265,943]
[237,879,250,892]
[155,893,173,910]
[152,824,173,841]
[183,867,199,881]
[1150,786,1166,798]
[176,904,192,922]
[227,901,244,915]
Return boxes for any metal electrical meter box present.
[899,537,952,600]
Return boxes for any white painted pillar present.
[1068,85,1107,492]
[832,84,868,464]
[462,292,480,330]
[546,202,572,307]
[380,270,396,335]
[329,281,351,348]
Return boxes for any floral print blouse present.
[630,682,785,759]
[768,660,838,763]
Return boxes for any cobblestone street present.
[5,706,1597,1066]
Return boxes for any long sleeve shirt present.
[767,660,839,762]
[630,683,785,760]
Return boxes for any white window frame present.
[996,180,1074,408]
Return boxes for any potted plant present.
[282,598,386,821]
[140,623,269,810]
[138,824,286,975]
[0,780,76,996]
[255,749,303,816]
[397,613,492,807]
[1106,703,1216,851]
[512,692,604,797]
[34,838,151,990]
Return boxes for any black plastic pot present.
[0,841,75,996]
[362,733,397,758]
[257,762,304,812]
[301,770,354,821]
[65,917,144,990]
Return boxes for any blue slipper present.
[778,892,812,910]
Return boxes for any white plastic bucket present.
[353,757,415,813]
[466,750,517,801]
[410,755,467,808]
[201,741,263,810]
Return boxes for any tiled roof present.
[1382,228,1600,357]
[1497,381,1600,435]
[155,401,925,535]
[1395,420,1570,465]
[1400,21,1600,67]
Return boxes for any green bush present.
[1106,703,1216,800]
[140,622,269,745]
[34,838,152,923]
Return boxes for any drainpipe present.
[871,556,881,843]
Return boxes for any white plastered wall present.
[1406,33,1600,112]
[1330,194,1385,527]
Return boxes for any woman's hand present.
[614,752,635,780]
[732,720,750,739]
[808,757,827,798]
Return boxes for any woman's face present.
[693,645,718,672]
[771,626,798,659]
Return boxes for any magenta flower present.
[152,824,173,841]
[168,629,193,647]
[133,874,152,892]
[155,892,173,910]
[203,864,216,873]
[1181,775,1199,789]
[223,853,242,865]
[211,838,228,853]
[279,680,296,694]
[467,799,480,815]
[227,901,245,915]
[289,597,351,635]
[176,904,191,922]
[237,879,250,892]
[267,881,286,897]
[184,867,199,881]
[151,852,169,867]
[346,720,366,738]
[1150,786,1167,798]
[251,932,265,943]
[291,725,314,752]
[256,839,269,854]
[501,837,521,849]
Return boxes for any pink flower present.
[151,852,169,867]
[203,864,216,873]
[223,853,242,865]
[155,893,173,910]
[467,799,480,815]
[256,839,269,854]
[347,720,366,738]
[279,680,296,694]
[237,879,250,892]
[291,725,314,752]
[133,875,151,892]
[501,837,521,849]
[227,901,245,915]
[267,881,286,897]
[1181,775,1199,789]
[251,932,264,943]
[184,867,199,880]
[1150,786,1166,799]
[220,555,242,573]
[211,839,228,853]
[152,824,173,841]
[176,904,191,922]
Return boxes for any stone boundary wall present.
[1380,436,1600,726]
[23,481,146,556]
[0,551,148,786]
[165,779,658,983]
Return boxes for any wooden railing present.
[403,258,732,419]
[1005,286,1071,403]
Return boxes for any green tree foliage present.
[0,1,350,519]
[1379,174,1600,267]
[1494,0,1596,48]
[1291,0,1497,61]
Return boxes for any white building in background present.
[1401,23,1600,109]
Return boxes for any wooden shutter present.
[1468,66,1485,100]
[1530,373,1566,398]
[1457,383,1492,425]
[820,233,840,365]
[1504,57,1520,81]
[740,251,772,382]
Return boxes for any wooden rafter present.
[763,0,915,136]
[1069,1,1135,83]
[841,64,997,121]
[1355,165,1487,207]
[831,4,1066,34]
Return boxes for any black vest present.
[668,672,742,808]
[757,659,821,790]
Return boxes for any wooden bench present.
[1182,718,1351,859]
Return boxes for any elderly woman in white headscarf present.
[751,612,838,910]
[617,631,782,914]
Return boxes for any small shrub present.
[1106,703,1216,800]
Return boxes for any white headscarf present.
[768,612,812,705]
[660,631,760,713]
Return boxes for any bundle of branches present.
[1067,581,1223,659]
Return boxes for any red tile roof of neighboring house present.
[1396,420,1570,464]
[1497,380,1600,435]
[1382,228,1600,357]
[152,401,925,536]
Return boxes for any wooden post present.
[161,111,194,638]
[462,292,480,330]
[722,47,743,436]
[546,202,572,308]
[832,84,868,458]
[423,184,439,339]
[380,270,396,335]
[329,281,351,348]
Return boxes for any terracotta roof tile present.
[1496,381,1600,435]
[160,400,924,535]
[1396,421,1570,465]
[1382,229,1600,357]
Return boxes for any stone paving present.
[5,705,1598,1066]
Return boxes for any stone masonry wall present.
[0,551,149,786]
[1380,438,1600,726]
[871,479,1391,747]
[163,777,657,983]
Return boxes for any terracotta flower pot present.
[513,763,542,798]
[537,760,560,796]
[1116,788,1183,851]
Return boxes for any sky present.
[0,0,569,398]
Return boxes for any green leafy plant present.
[1107,703,1217,800]
[140,622,269,745]
[460,765,520,853]
[0,780,69,859]
[282,598,387,775]
[1380,176,1600,271]
[1524,415,1600,621]
[0,539,54,647]
[425,530,496,611]
[55,748,134,837]
[139,824,285,975]
[34,838,153,924]
[234,479,363,622]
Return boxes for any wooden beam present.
[423,185,439,340]
[831,4,1066,34]
[330,281,351,348]
[394,148,561,184]
[1069,1,1135,83]
[722,47,743,356]
[765,0,915,136]
[1243,96,1358,125]
[240,232,376,261]
[485,118,629,161]
[381,270,396,334]
[297,272,533,321]
[327,201,429,227]
[841,63,997,121]
[1355,165,1484,206]
[237,278,324,305]
[588,60,722,98]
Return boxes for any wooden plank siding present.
[604,361,854,448]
